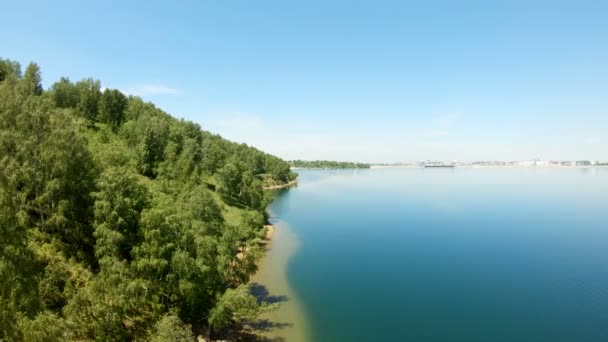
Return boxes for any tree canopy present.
[0,58,294,340]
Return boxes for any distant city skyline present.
[372,159,607,165]
[3,1,607,162]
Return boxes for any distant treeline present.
[290,160,371,169]
[0,58,296,341]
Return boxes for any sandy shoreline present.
[263,179,298,190]
[249,220,310,342]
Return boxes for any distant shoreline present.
[290,167,370,170]
[370,165,608,169]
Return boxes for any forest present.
[0,58,297,341]
[289,160,370,169]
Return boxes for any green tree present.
[240,171,263,210]
[149,313,195,342]
[75,78,101,123]
[158,138,202,182]
[18,311,68,341]
[217,161,242,203]
[138,118,169,178]
[0,59,296,339]
[20,63,43,96]
[268,159,293,183]
[99,88,128,129]
[201,137,228,174]
[93,167,148,261]
[0,178,38,341]
[208,284,276,334]
[0,58,21,82]
[50,77,79,108]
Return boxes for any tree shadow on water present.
[250,283,289,304]
[241,283,293,341]
[240,331,288,342]
[240,320,293,342]
[249,319,293,332]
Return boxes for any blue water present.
[268,168,608,341]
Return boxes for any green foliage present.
[138,117,169,178]
[209,284,276,332]
[149,313,195,342]
[93,167,148,261]
[0,176,38,341]
[0,58,294,340]
[18,311,68,341]
[50,77,79,108]
[201,136,228,174]
[21,63,43,96]
[0,58,21,82]
[99,88,128,129]
[217,161,242,201]
[217,161,266,210]
[75,78,101,123]
[240,171,264,210]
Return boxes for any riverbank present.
[263,179,298,190]
[249,219,310,342]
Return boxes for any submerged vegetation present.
[0,58,296,340]
[290,160,370,169]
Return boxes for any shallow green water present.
[268,167,608,341]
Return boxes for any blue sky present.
[3,0,607,162]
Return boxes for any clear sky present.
[3,0,607,162]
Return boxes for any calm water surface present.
[267,167,608,341]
